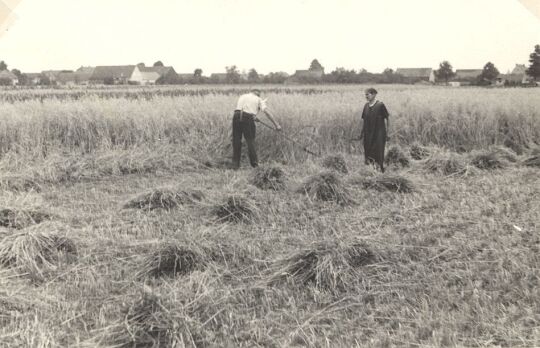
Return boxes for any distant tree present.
[248,68,260,82]
[262,72,288,84]
[526,44,540,81]
[0,61,7,71]
[11,69,27,85]
[225,65,241,83]
[194,68,202,78]
[39,74,52,86]
[325,67,357,83]
[153,61,164,67]
[0,78,12,86]
[435,61,455,84]
[137,62,145,69]
[479,62,500,82]
[309,59,324,71]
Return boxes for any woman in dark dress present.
[359,88,390,172]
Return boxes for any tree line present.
[1,45,539,86]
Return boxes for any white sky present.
[0,0,539,74]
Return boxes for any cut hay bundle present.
[491,146,518,163]
[0,209,51,229]
[322,154,348,174]
[0,230,76,278]
[470,151,505,170]
[298,171,354,205]
[137,243,204,278]
[503,138,524,155]
[409,143,430,160]
[385,145,410,167]
[359,174,415,193]
[123,187,204,210]
[114,289,180,347]
[523,155,540,167]
[214,196,256,223]
[267,241,376,292]
[424,152,467,176]
[0,176,41,193]
[251,166,286,190]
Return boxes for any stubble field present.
[0,85,539,347]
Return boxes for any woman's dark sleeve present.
[361,104,366,119]
[381,103,389,119]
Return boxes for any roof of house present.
[210,73,228,80]
[25,73,42,78]
[56,72,77,83]
[395,68,433,77]
[454,69,483,80]
[501,73,527,82]
[511,64,526,75]
[76,66,95,74]
[0,70,18,79]
[139,71,161,81]
[293,69,324,78]
[177,73,194,79]
[90,65,136,80]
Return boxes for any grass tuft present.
[424,152,468,176]
[409,143,430,160]
[357,174,415,193]
[385,145,410,167]
[0,175,41,193]
[0,228,76,279]
[0,208,52,229]
[137,243,204,278]
[298,171,354,205]
[214,196,256,223]
[322,154,348,174]
[123,187,204,210]
[251,166,286,190]
[470,151,505,170]
[268,241,376,293]
[523,155,540,167]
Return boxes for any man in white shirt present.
[232,89,281,169]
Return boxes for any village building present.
[0,70,18,85]
[288,69,324,83]
[25,73,42,85]
[89,65,136,84]
[451,69,483,86]
[395,68,435,84]
[129,66,179,85]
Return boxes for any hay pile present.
[0,228,77,278]
[385,145,410,167]
[123,187,204,210]
[298,171,354,205]
[0,209,51,229]
[424,152,468,176]
[137,243,204,278]
[470,151,505,170]
[251,166,286,190]
[214,196,256,223]
[523,155,540,167]
[491,146,518,163]
[358,174,415,193]
[267,241,376,292]
[0,176,41,193]
[409,143,430,160]
[322,154,348,174]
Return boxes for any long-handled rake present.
[256,119,321,157]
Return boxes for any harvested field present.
[0,85,539,347]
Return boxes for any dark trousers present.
[232,110,258,168]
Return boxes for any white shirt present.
[235,93,267,115]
